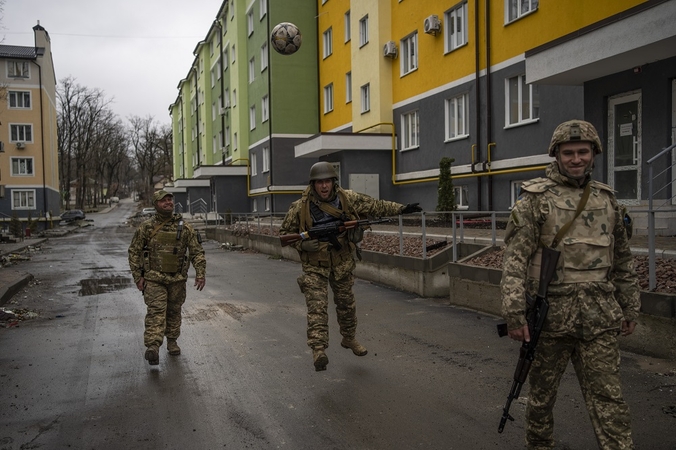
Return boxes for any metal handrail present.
[646,142,676,290]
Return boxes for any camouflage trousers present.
[297,270,357,349]
[143,280,187,348]
[526,331,633,450]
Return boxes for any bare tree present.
[128,116,172,203]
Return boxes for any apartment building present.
[169,0,319,216]
[170,0,676,226]
[0,24,60,228]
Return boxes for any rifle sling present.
[549,182,591,249]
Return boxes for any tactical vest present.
[299,187,357,267]
[524,179,615,284]
[148,230,185,274]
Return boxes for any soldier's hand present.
[621,320,636,336]
[136,277,146,292]
[400,203,422,214]
[300,239,320,252]
[508,324,531,342]
[194,277,206,291]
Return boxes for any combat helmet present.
[309,161,338,183]
[547,120,603,157]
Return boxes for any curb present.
[0,271,34,307]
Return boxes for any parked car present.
[60,209,86,222]
[141,207,156,216]
[110,196,120,203]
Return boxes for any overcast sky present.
[2,0,219,125]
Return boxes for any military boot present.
[341,337,368,356]
[313,347,329,371]
[144,345,159,365]
[167,339,181,356]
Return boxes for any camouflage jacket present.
[280,186,404,279]
[128,213,206,284]
[500,162,640,338]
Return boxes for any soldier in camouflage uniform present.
[280,162,422,371]
[501,120,640,449]
[128,190,206,366]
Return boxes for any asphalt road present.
[1,200,675,449]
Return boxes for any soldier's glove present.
[400,203,422,214]
[300,239,320,252]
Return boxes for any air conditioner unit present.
[15,141,26,149]
[383,41,398,59]
[424,15,441,35]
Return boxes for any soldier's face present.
[556,141,594,182]
[313,178,334,201]
[155,195,174,213]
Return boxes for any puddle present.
[79,276,132,296]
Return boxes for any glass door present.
[608,92,641,204]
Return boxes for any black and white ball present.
[270,22,302,55]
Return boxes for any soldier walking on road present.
[280,162,422,371]
[500,120,640,449]
[128,190,206,366]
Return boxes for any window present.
[211,68,216,88]
[261,42,268,71]
[344,11,351,42]
[212,102,217,120]
[7,61,29,78]
[345,72,352,103]
[9,91,31,108]
[11,157,34,176]
[247,10,254,35]
[324,83,334,114]
[265,196,270,212]
[232,89,237,107]
[249,105,256,130]
[10,124,32,142]
[12,190,35,209]
[249,57,255,83]
[401,110,419,150]
[445,2,468,52]
[400,33,418,75]
[263,147,270,172]
[233,132,238,150]
[213,135,218,153]
[454,186,469,210]
[505,74,539,126]
[510,180,528,207]
[323,28,333,58]
[259,0,267,19]
[360,84,370,113]
[359,15,369,47]
[262,95,269,122]
[506,0,539,23]
[445,93,469,140]
[252,199,258,212]
[231,45,236,63]
[225,127,231,146]
[224,88,230,107]
[223,47,230,70]
[251,153,258,175]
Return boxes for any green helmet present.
[309,161,338,183]
[547,119,603,157]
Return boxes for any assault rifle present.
[497,246,560,433]
[279,218,391,251]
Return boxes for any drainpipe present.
[266,0,273,212]
[485,0,493,211]
[474,0,482,210]
[30,58,48,218]
[214,20,226,165]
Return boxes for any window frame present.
[12,189,36,210]
[360,83,370,114]
[400,32,418,76]
[345,72,352,103]
[259,0,267,19]
[505,0,539,24]
[454,186,470,210]
[359,15,369,47]
[11,157,34,176]
[323,27,333,59]
[10,124,33,142]
[249,105,256,130]
[445,2,468,53]
[9,91,31,109]
[344,10,351,43]
[263,147,270,173]
[505,74,540,127]
[7,61,29,78]
[260,42,268,71]
[401,110,420,151]
[248,57,255,83]
[251,152,258,175]
[247,10,254,36]
[261,95,269,122]
[445,93,469,141]
[324,83,334,114]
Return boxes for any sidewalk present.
[0,238,47,307]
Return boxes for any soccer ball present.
[270,22,302,55]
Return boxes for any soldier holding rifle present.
[280,162,421,371]
[500,120,640,449]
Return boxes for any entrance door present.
[608,92,641,204]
